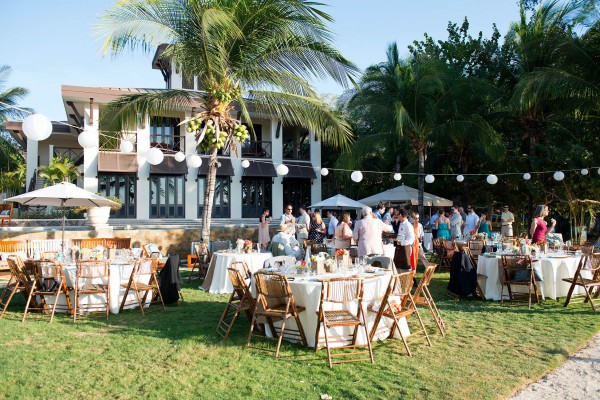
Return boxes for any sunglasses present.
[286,208,292,211]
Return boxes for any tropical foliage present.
[38,157,79,186]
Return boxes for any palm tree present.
[96,0,358,240]
[39,157,79,186]
[0,65,27,173]
[348,43,501,216]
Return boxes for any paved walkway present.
[510,333,600,399]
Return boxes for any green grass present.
[0,268,598,400]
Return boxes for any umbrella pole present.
[62,200,66,253]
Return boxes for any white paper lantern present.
[320,168,329,176]
[553,171,565,181]
[186,154,202,168]
[22,113,52,141]
[350,170,363,182]
[597,168,600,175]
[456,175,464,182]
[276,164,289,176]
[146,147,164,165]
[581,168,589,175]
[241,159,250,169]
[486,174,498,184]
[77,128,96,149]
[425,174,435,183]
[523,173,531,180]
[174,151,186,162]
[393,173,402,181]
[119,140,134,153]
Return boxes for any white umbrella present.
[5,182,119,251]
[310,194,366,210]
[359,184,453,207]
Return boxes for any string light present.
[393,173,402,181]
[581,168,589,175]
[553,171,565,181]
[186,154,202,168]
[174,151,186,162]
[351,171,363,182]
[425,174,435,183]
[456,175,464,182]
[523,173,531,180]
[487,174,498,185]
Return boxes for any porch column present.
[137,114,150,219]
[271,119,283,217]
[25,138,39,191]
[184,110,198,219]
[82,102,100,193]
[310,131,322,204]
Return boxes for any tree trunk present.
[418,148,425,217]
[201,147,219,241]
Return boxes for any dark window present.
[283,178,311,212]
[149,175,185,218]
[282,125,310,160]
[150,117,184,152]
[182,70,194,89]
[198,177,230,218]
[241,177,272,218]
[98,173,136,218]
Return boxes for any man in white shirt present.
[353,206,394,257]
[463,206,479,236]
[296,206,310,248]
[449,207,463,239]
[279,204,296,237]
[394,209,415,272]
[271,225,302,259]
[501,205,515,237]
[430,209,442,238]
[327,211,338,239]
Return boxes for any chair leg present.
[216,293,234,336]
[133,284,146,317]
[323,319,333,368]
[22,280,37,322]
[314,310,323,352]
[152,276,166,310]
[119,284,131,313]
[73,288,78,322]
[294,312,308,347]
[392,313,412,357]
[563,279,578,307]
[0,283,19,319]
[359,310,374,364]
[187,265,198,283]
[584,286,596,312]
[49,286,62,323]
[424,287,445,336]
[275,316,288,358]
[246,304,260,348]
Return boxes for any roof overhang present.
[4,120,74,149]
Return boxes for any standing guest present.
[449,207,463,239]
[463,206,479,236]
[501,205,515,237]
[334,212,353,249]
[258,207,272,250]
[271,225,302,259]
[410,212,424,270]
[279,204,296,237]
[391,209,401,234]
[296,206,311,248]
[430,209,442,238]
[382,207,393,225]
[353,207,394,257]
[436,211,451,240]
[374,203,385,220]
[327,211,338,239]
[394,210,415,273]
[308,211,327,243]
[458,207,467,234]
[478,212,492,235]
[530,205,556,244]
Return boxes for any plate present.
[548,254,570,258]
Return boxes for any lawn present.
[0,267,598,400]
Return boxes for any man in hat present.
[270,224,302,259]
[501,205,515,237]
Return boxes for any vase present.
[87,206,111,228]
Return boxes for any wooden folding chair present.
[311,243,328,255]
[119,258,165,316]
[40,251,60,261]
[0,256,37,319]
[412,264,445,336]
[216,267,256,338]
[500,255,540,309]
[247,272,307,357]
[468,240,484,263]
[23,260,73,322]
[187,242,211,283]
[440,239,456,269]
[464,248,487,300]
[369,272,432,357]
[73,260,110,321]
[563,253,600,311]
[315,277,372,368]
[431,238,443,264]
[211,240,231,253]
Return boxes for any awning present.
[98,152,138,173]
[284,162,316,179]
[198,157,234,176]
[243,161,277,177]
[149,155,188,175]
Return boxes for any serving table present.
[201,251,272,294]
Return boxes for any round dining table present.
[201,251,273,294]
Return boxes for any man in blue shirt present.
[374,203,385,220]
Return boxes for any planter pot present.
[87,206,111,228]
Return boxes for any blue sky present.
[1,0,519,121]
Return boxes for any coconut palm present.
[96,0,358,240]
[38,157,79,186]
[347,43,501,216]
[0,65,27,172]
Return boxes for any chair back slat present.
[254,272,293,310]
[34,260,63,281]
[468,240,484,255]
[323,278,362,303]
[76,260,109,280]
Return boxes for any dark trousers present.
[432,229,438,239]
[393,245,412,272]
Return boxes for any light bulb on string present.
[553,171,565,181]
[523,173,531,180]
[581,168,589,175]
[186,154,202,168]
[393,173,402,181]
[320,168,329,176]
[456,175,464,182]
[146,147,164,165]
[241,159,250,169]
[276,164,289,176]
[174,151,186,162]
[120,140,134,153]
[22,113,52,141]
[487,174,498,185]
[77,128,96,149]
[425,174,435,183]
[351,171,363,182]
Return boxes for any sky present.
[1,0,519,122]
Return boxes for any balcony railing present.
[150,134,185,152]
[283,142,310,160]
[242,141,272,158]
[53,147,84,163]
[99,132,137,152]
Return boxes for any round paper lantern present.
[350,170,363,182]
[186,154,202,168]
[486,174,498,185]
[276,164,289,176]
[425,174,435,184]
[320,168,329,176]
[22,113,52,141]
[456,175,464,182]
[119,140,134,153]
[523,173,531,180]
[146,147,164,165]
[174,151,186,162]
[241,159,250,169]
[553,171,565,181]
[597,168,600,175]
[77,129,96,149]
[581,168,589,176]
[393,173,402,181]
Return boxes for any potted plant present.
[75,195,122,228]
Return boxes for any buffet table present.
[201,251,272,294]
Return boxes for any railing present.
[150,134,185,152]
[242,141,272,158]
[99,132,138,152]
[199,146,231,156]
[282,142,310,160]
[53,147,84,163]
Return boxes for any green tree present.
[38,157,79,186]
[96,0,357,240]
[0,65,27,177]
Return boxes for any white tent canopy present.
[310,194,366,210]
[359,184,453,207]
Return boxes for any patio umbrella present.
[5,181,119,251]
[309,194,366,210]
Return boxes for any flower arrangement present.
[295,260,308,270]
[469,230,477,235]
[243,240,253,251]
[335,249,349,256]
[310,253,327,262]
[536,239,547,245]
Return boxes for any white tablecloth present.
[477,254,589,300]
[202,251,272,294]
[383,244,395,259]
[255,272,410,348]
[423,233,433,252]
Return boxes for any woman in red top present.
[530,205,556,244]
